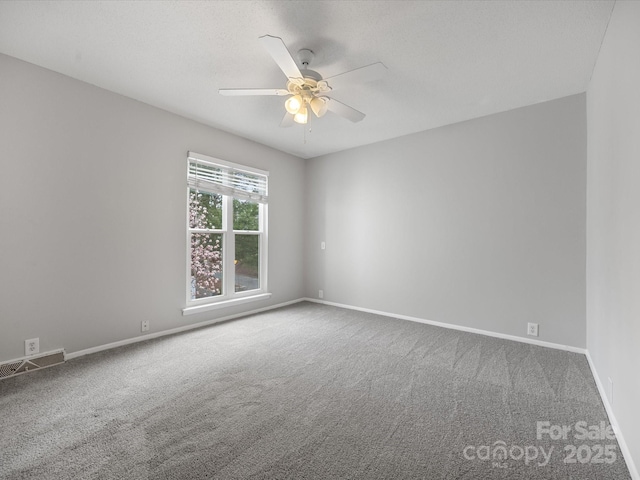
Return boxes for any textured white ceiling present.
[0,0,614,159]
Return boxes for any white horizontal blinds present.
[187,152,268,204]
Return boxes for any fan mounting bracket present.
[297,49,314,68]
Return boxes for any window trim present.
[183,152,268,313]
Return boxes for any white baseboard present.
[66,297,305,360]
[585,352,639,480]
[303,298,586,354]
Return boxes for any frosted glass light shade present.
[310,97,328,117]
[294,106,308,124]
[285,95,303,114]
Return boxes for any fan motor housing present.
[300,69,322,82]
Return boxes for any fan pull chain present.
[303,126,313,144]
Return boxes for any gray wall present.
[0,53,306,362]
[587,0,640,473]
[306,94,587,347]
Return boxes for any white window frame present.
[183,152,270,315]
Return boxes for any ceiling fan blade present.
[280,112,294,128]
[326,98,365,123]
[219,88,289,96]
[324,62,387,90]
[259,35,303,80]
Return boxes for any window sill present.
[182,292,272,316]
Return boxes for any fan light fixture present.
[284,89,329,124]
[281,55,332,125]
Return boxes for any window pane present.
[191,233,223,299]
[235,234,259,292]
[189,189,222,229]
[233,199,259,231]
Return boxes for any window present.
[184,152,269,314]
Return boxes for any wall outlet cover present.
[527,323,539,337]
[25,338,40,356]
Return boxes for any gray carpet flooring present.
[0,302,631,479]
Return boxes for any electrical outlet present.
[25,338,39,356]
[318,289,324,299]
[527,323,539,337]
[141,320,150,332]
[321,241,326,250]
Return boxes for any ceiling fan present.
[219,35,387,126]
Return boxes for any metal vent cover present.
[0,350,65,380]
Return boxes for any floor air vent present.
[0,350,65,380]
